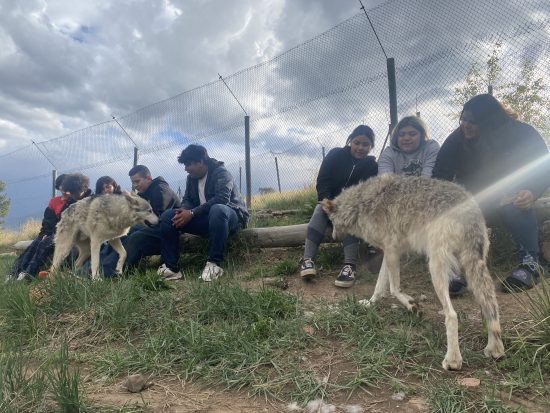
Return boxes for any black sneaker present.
[502,261,543,292]
[334,264,356,288]
[300,258,317,279]
[449,274,467,297]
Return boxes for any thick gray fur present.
[51,192,159,280]
[322,174,505,370]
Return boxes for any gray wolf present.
[321,174,504,370]
[51,192,159,280]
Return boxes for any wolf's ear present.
[123,191,138,204]
[321,199,337,214]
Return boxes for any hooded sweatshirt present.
[432,121,550,201]
[138,176,181,217]
[378,135,440,177]
[316,146,378,201]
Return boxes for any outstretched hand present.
[513,190,535,209]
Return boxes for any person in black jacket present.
[300,125,378,288]
[158,144,249,282]
[433,94,550,293]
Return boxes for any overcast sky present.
[0,0,386,153]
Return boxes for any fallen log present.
[13,224,334,252]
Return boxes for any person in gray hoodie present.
[378,116,439,177]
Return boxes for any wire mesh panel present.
[1,0,549,228]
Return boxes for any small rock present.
[457,377,480,387]
[391,391,406,401]
[419,294,427,302]
[303,311,315,319]
[391,304,399,309]
[124,374,148,393]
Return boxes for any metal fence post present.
[322,146,326,159]
[52,169,57,198]
[387,57,398,130]
[245,115,251,208]
[488,84,493,95]
[275,156,281,193]
[133,147,139,166]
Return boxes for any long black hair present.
[95,176,122,195]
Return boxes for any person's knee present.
[209,204,231,221]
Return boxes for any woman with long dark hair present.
[300,125,378,288]
[433,94,550,293]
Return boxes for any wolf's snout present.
[144,219,157,228]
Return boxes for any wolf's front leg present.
[109,237,127,274]
[89,238,103,281]
[359,256,389,308]
[385,250,417,312]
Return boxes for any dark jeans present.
[97,224,162,276]
[160,205,240,271]
[12,235,55,276]
[497,204,539,262]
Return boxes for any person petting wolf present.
[99,165,180,276]
[300,125,378,288]
[157,144,249,281]
[378,115,439,177]
[433,93,550,294]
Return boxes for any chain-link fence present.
[1,0,549,228]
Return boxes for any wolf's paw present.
[484,343,505,360]
[442,355,463,371]
[358,298,375,308]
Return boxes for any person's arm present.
[316,149,339,201]
[149,181,180,216]
[421,140,441,177]
[515,125,550,201]
[377,148,396,175]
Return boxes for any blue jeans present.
[160,205,240,271]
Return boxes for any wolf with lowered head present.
[321,174,504,370]
[51,192,159,280]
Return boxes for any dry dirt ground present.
[81,247,546,413]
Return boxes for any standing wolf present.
[51,192,159,280]
[322,174,504,370]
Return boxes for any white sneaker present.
[200,261,224,282]
[16,272,33,282]
[157,264,183,281]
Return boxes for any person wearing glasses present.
[433,94,550,294]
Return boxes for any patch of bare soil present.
[86,376,430,413]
